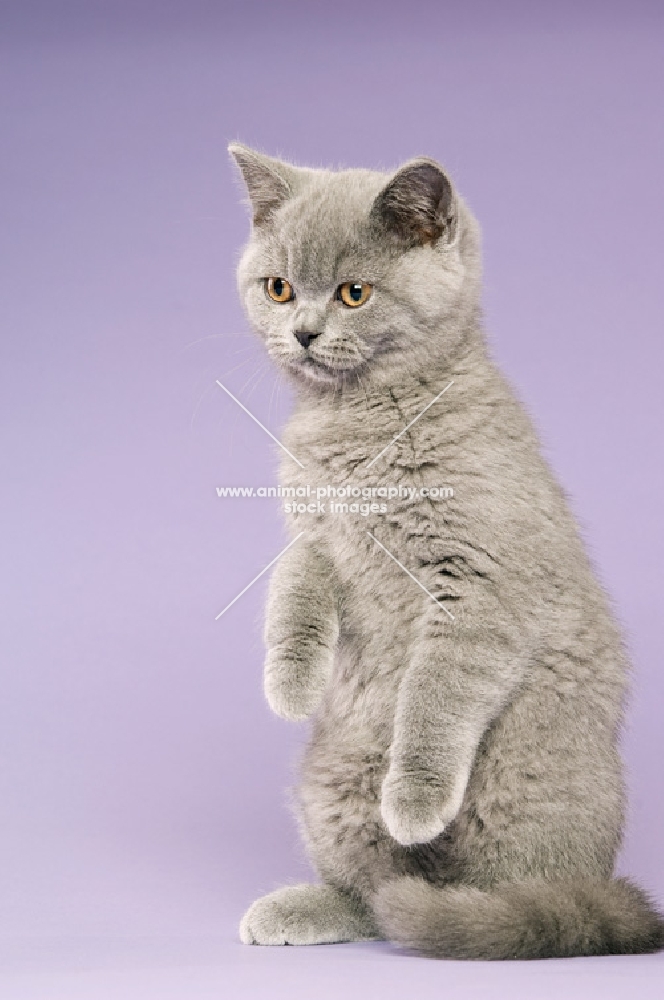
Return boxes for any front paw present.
[380,769,465,846]
[263,647,331,721]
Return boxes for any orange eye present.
[265,277,294,303]
[337,281,372,308]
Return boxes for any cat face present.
[231,145,481,389]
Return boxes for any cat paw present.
[239,884,379,946]
[380,770,465,846]
[263,650,329,721]
[240,887,313,945]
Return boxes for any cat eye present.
[265,277,295,303]
[337,281,372,308]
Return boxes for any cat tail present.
[372,876,664,959]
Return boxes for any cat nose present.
[294,330,321,349]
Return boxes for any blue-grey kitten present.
[229,143,663,959]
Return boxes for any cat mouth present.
[289,355,359,384]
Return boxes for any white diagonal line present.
[216,379,305,468]
[366,531,455,621]
[365,380,454,469]
[215,532,304,620]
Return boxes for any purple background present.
[1,1,663,995]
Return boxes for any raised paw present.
[263,648,332,721]
[239,884,379,946]
[380,769,466,846]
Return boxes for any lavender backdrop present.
[1,2,663,996]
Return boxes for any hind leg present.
[449,674,624,889]
[239,883,380,945]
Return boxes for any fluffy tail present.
[373,876,664,959]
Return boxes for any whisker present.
[238,361,268,398]
[177,333,254,354]
[190,355,263,431]
[189,381,218,432]
[217,355,258,380]
[243,367,270,407]
[219,361,267,458]
[357,372,370,410]
[276,377,285,424]
[267,370,281,428]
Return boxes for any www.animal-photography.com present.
[2,1,663,998]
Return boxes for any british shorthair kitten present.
[229,143,663,959]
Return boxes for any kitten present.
[229,143,663,959]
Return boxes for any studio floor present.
[2,933,663,1000]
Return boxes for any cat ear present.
[370,158,456,247]
[228,143,296,226]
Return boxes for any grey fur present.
[240,884,378,946]
[230,143,663,959]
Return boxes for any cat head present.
[230,144,481,390]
